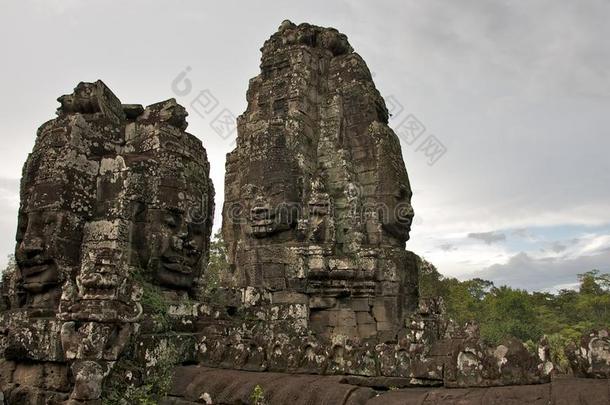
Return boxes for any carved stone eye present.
[164,215,177,228]
[43,214,57,226]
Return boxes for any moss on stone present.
[101,343,178,405]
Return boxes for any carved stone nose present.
[21,237,44,258]
[172,236,185,250]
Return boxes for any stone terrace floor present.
[162,366,610,405]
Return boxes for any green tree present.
[479,286,542,344]
[578,270,607,295]
[418,258,448,298]
[0,255,16,312]
[574,270,610,328]
[204,230,229,293]
[444,277,486,326]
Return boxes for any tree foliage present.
[0,254,16,312]
[419,261,610,352]
[204,230,229,293]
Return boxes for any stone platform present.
[162,366,610,405]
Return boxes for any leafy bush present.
[102,345,178,405]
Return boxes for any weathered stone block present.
[12,363,43,388]
[272,291,308,304]
[358,323,378,340]
[309,296,337,309]
[351,298,373,312]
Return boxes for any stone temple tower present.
[221,20,419,343]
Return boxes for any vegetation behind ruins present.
[419,259,610,371]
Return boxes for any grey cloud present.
[476,250,610,292]
[550,242,568,253]
[467,231,506,245]
[512,228,530,238]
[0,177,19,190]
[0,177,19,269]
[439,243,456,251]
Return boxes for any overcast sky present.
[1,0,609,291]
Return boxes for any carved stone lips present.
[252,218,274,227]
[252,223,274,236]
[251,210,275,236]
[19,260,53,277]
[20,261,58,292]
[161,255,193,274]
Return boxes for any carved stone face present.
[240,126,302,239]
[15,207,82,305]
[249,195,275,237]
[77,246,123,301]
[136,204,206,290]
[379,182,413,242]
[68,224,142,322]
[246,185,299,239]
[378,144,414,243]
[130,100,211,291]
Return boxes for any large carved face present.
[247,183,300,239]
[379,181,413,242]
[69,227,142,322]
[130,100,211,291]
[378,140,414,243]
[135,181,207,290]
[15,202,82,305]
[139,208,205,289]
[243,131,302,239]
